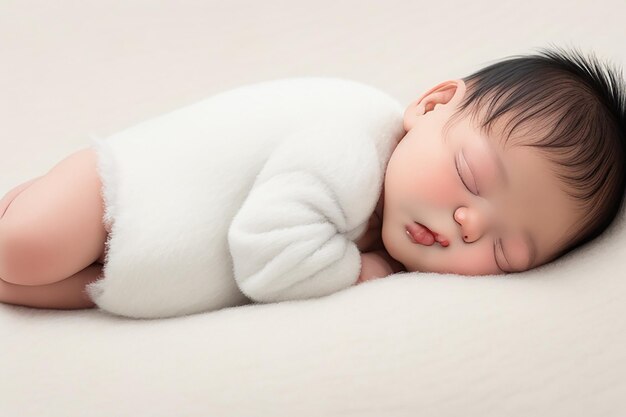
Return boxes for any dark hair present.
[445,45,626,264]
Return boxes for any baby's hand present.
[356,250,405,285]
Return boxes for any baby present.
[0,46,624,317]
[357,47,626,283]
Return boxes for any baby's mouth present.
[405,222,449,247]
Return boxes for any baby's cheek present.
[415,174,459,208]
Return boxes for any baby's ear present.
[420,80,466,114]
[403,79,466,130]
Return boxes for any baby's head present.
[382,46,626,275]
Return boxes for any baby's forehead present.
[472,114,579,202]
[459,106,560,152]
[452,110,567,175]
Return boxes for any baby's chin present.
[386,245,509,276]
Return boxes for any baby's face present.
[381,79,582,275]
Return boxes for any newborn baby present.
[1,46,624,319]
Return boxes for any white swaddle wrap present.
[86,77,405,319]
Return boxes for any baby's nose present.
[453,207,479,243]
[454,207,468,224]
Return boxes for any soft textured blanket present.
[86,77,405,319]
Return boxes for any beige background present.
[2,0,625,191]
[1,1,625,417]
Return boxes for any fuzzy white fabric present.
[85,77,405,319]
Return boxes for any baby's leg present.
[0,177,42,219]
[0,148,108,287]
[0,264,100,309]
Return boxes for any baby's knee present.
[0,187,17,221]
[0,177,42,221]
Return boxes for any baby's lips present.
[434,233,449,247]
[406,222,449,247]
[406,222,435,245]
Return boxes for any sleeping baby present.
[0,46,624,319]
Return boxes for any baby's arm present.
[228,123,386,303]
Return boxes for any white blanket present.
[86,77,405,319]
